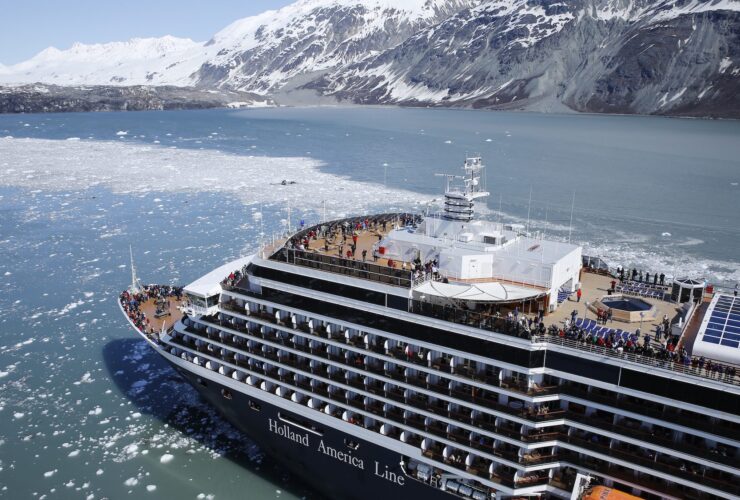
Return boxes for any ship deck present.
[139,295,185,332]
[276,216,684,347]
[254,215,739,384]
[547,272,681,344]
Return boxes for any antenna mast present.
[129,245,143,294]
[435,156,489,222]
[568,191,576,243]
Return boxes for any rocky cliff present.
[1,0,738,117]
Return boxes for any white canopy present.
[184,255,254,298]
[414,280,544,303]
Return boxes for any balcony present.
[185,318,736,476]
[558,449,726,500]
[561,436,740,496]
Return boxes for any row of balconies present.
[171,330,555,469]
[193,310,740,473]
[218,297,740,449]
[168,329,734,500]
[189,318,558,434]
[219,299,555,397]
[176,323,738,490]
[166,335,546,496]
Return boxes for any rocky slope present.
[306,0,740,117]
[1,0,738,117]
[0,84,271,113]
[0,0,482,93]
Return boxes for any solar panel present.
[701,295,740,349]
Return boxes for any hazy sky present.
[0,0,294,65]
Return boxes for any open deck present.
[119,284,184,340]
[252,214,739,386]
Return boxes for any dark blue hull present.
[168,360,454,500]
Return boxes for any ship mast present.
[437,156,489,222]
[128,245,143,294]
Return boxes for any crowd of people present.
[285,214,419,262]
[119,284,182,338]
[546,320,737,382]
[222,266,248,288]
[615,266,667,287]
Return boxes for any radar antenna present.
[128,245,143,294]
[435,156,489,222]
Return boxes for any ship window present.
[206,294,219,307]
[256,286,538,368]
[248,400,261,411]
[187,293,207,308]
[344,438,360,450]
[221,389,233,400]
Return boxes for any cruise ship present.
[119,157,739,500]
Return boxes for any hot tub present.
[592,294,656,323]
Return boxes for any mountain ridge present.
[1,0,738,117]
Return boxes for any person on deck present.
[576,288,582,302]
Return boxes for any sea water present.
[0,107,738,499]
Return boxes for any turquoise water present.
[0,108,738,499]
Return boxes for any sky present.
[0,0,294,65]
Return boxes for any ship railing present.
[534,333,740,386]
[273,247,414,287]
[260,212,420,260]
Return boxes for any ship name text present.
[318,439,364,469]
[269,419,309,446]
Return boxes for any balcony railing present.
[195,313,739,467]
[538,333,740,387]
[170,330,737,500]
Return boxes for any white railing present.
[534,334,739,386]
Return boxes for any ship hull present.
[164,357,454,500]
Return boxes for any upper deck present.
[245,213,739,388]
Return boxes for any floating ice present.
[115,131,128,136]
[123,443,139,457]
[0,138,427,214]
[160,453,174,464]
[146,485,157,492]
[13,412,24,419]
[79,371,95,384]
[662,232,672,237]
[43,470,56,478]
[124,477,138,487]
[67,450,80,457]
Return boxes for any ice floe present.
[0,138,427,214]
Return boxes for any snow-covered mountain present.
[0,36,204,87]
[0,0,481,93]
[1,0,738,116]
[307,0,740,116]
